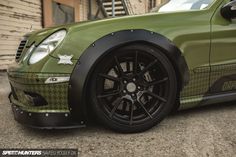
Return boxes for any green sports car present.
[7,0,236,133]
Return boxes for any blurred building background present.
[0,0,166,70]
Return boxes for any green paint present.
[8,0,236,113]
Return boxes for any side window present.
[191,0,214,10]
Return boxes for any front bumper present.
[8,71,85,129]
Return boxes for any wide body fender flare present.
[68,29,189,122]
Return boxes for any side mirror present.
[221,0,236,20]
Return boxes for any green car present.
[7,0,236,133]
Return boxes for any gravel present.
[0,72,235,157]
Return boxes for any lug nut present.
[133,78,136,81]
[124,80,127,84]
[138,86,141,89]
[123,90,127,93]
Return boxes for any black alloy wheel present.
[90,44,177,133]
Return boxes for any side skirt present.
[179,92,236,110]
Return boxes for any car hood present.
[49,12,191,59]
[25,11,181,47]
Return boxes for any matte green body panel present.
[8,0,236,113]
[8,72,70,112]
[210,0,236,94]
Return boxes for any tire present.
[89,44,177,133]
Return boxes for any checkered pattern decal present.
[179,68,209,109]
[180,63,236,109]
[8,72,70,112]
[210,63,236,88]
[180,67,210,97]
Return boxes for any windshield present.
[152,0,215,12]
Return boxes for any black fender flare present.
[68,29,189,122]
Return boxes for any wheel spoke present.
[146,91,167,103]
[126,61,130,72]
[129,102,134,125]
[109,98,123,118]
[97,90,120,98]
[114,56,124,76]
[152,100,162,113]
[136,101,153,119]
[113,67,120,76]
[134,52,138,75]
[99,73,120,82]
[146,77,169,87]
[138,59,157,76]
[122,100,128,112]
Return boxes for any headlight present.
[29,30,66,64]
[23,44,35,61]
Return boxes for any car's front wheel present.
[89,44,177,133]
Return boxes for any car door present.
[210,0,236,94]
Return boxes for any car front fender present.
[68,29,189,122]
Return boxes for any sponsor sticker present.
[58,55,73,65]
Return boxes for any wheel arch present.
[68,29,189,122]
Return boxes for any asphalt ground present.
[0,72,235,157]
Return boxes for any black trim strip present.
[201,92,236,106]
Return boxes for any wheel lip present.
[94,48,173,126]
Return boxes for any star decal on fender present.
[58,55,73,65]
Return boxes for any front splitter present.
[11,104,85,129]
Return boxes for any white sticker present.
[45,77,70,84]
[58,55,73,65]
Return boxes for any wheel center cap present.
[126,82,136,93]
